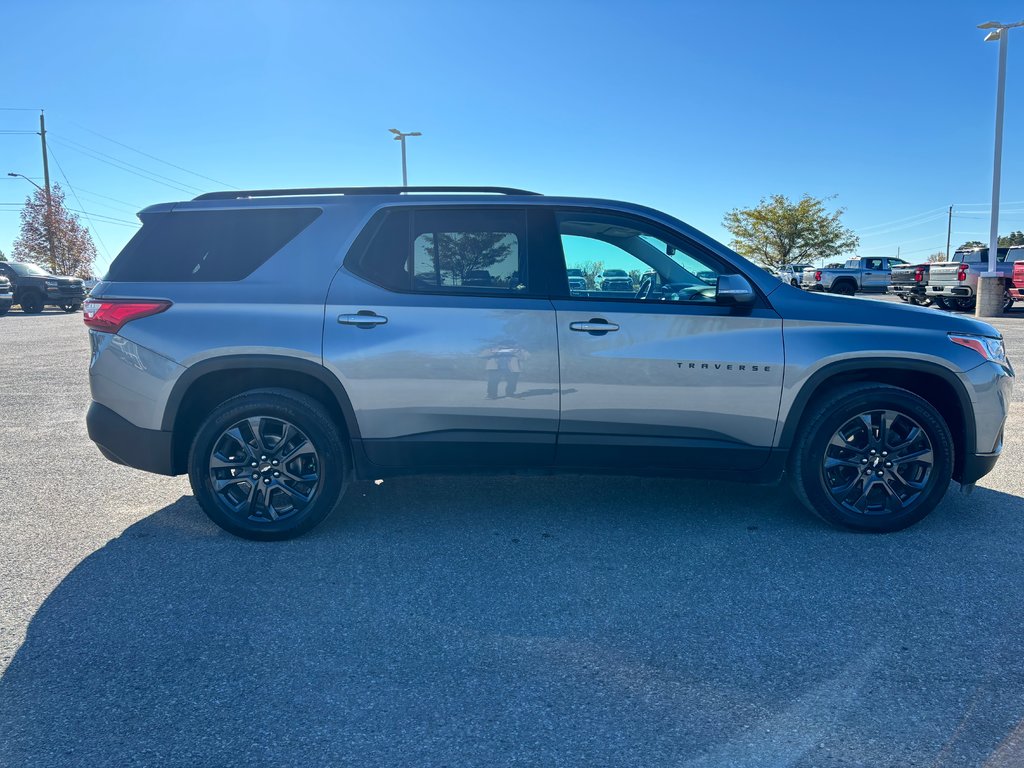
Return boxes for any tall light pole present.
[388,128,421,186]
[976,19,1024,317]
[8,171,56,271]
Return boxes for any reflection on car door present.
[324,206,560,469]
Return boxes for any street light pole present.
[7,171,56,271]
[976,19,1024,317]
[388,128,422,186]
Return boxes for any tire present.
[19,292,43,314]
[931,296,949,310]
[790,279,800,287]
[831,281,856,296]
[789,383,953,533]
[188,388,349,540]
[60,303,78,313]
[1002,291,1014,313]
[950,297,976,312]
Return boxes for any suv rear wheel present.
[187,388,349,540]
[790,383,953,532]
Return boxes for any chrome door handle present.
[338,312,388,327]
[569,320,619,333]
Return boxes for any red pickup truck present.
[1010,261,1024,307]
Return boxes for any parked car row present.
[0,261,87,314]
[791,246,1024,313]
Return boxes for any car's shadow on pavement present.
[2,476,1024,767]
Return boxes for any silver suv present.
[84,186,1013,539]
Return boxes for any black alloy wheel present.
[790,383,953,532]
[188,389,349,540]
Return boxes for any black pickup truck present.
[0,261,85,314]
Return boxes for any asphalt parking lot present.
[1,299,1023,767]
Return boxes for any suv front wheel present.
[790,383,954,532]
[188,388,349,540]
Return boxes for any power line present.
[48,135,204,194]
[47,145,113,261]
[67,120,238,189]
[0,107,42,111]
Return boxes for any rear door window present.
[346,207,529,294]
[105,207,321,282]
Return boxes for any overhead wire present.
[47,145,113,261]
[67,120,238,189]
[47,135,203,195]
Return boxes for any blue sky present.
[2,0,1023,275]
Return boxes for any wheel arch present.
[780,359,974,482]
[164,355,360,475]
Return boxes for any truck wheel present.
[931,297,949,310]
[19,292,43,314]
[831,281,856,296]
[790,279,800,287]
[1002,291,1014,313]
[789,382,953,533]
[60,303,78,313]
[188,388,349,541]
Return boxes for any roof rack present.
[193,186,541,201]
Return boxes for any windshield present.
[8,262,50,277]
[603,269,628,277]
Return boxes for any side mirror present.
[715,273,756,306]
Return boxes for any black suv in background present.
[0,261,85,313]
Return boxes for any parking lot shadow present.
[3,477,1024,766]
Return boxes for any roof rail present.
[192,186,541,201]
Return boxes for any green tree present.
[999,231,1024,247]
[958,240,985,250]
[722,194,859,270]
[0,249,6,262]
[11,183,97,277]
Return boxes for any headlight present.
[949,333,1007,365]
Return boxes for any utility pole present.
[39,110,56,272]
[946,205,953,260]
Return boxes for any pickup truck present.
[808,256,906,295]
[888,263,931,305]
[0,260,85,314]
[1009,260,1024,308]
[0,273,12,316]
[926,246,1024,312]
[801,263,842,290]
[780,263,814,287]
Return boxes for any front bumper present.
[0,292,12,310]
[87,401,178,475]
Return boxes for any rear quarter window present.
[104,207,321,282]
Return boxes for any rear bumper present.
[87,401,179,476]
[887,285,926,298]
[927,284,974,298]
[1008,287,1024,300]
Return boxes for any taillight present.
[814,270,822,281]
[914,268,924,282]
[82,299,171,333]
[957,265,969,281]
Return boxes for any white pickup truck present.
[926,246,1024,312]
[806,256,906,295]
